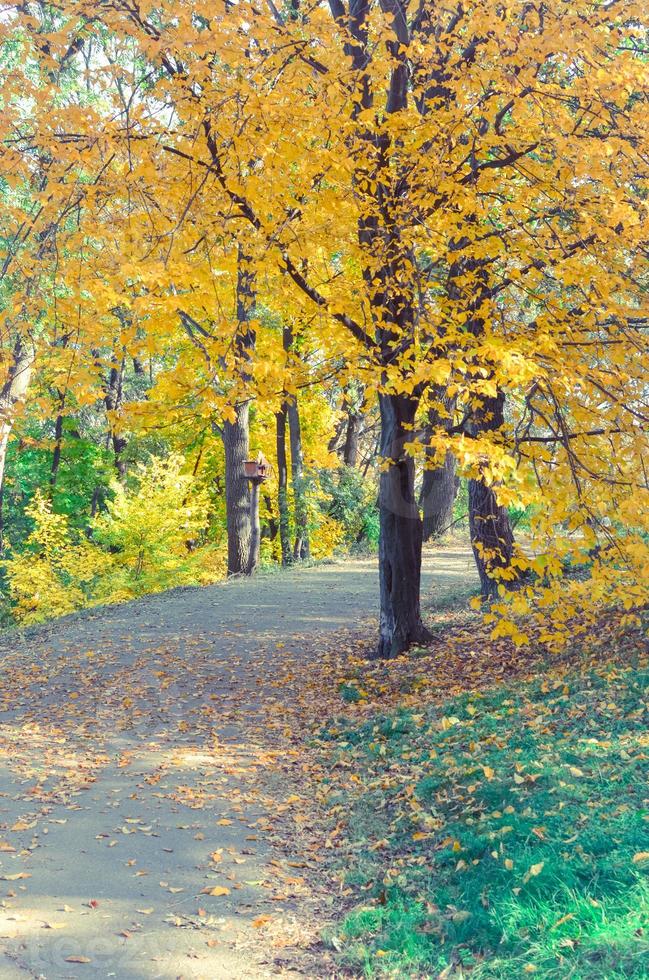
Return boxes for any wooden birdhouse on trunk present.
[243,453,270,481]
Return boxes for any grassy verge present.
[317,639,649,978]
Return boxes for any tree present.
[221,252,257,576]
[420,394,459,542]
[421,454,458,541]
[0,339,34,491]
[5,0,648,653]
[467,392,517,599]
[275,400,292,564]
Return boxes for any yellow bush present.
[309,513,345,559]
[94,454,211,595]
[4,456,219,624]
[3,491,111,624]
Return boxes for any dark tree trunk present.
[50,412,64,489]
[468,391,517,599]
[263,492,278,541]
[421,452,458,540]
[275,405,291,565]
[104,356,128,480]
[469,477,515,599]
[327,415,347,455]
[112,431,128,480]
[223,404,252,576]
[288,397,309,560]
[281,323,309,561]
[376,392,430,659]
[343,410,362,467]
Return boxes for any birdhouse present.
[243,453,270,481]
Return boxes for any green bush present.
[319,466,379,551]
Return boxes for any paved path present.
[0,548,476,979]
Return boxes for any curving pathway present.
[0,547,476,979]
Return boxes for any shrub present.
[3,491,111,623]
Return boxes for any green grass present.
[319,654,649,978]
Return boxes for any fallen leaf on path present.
[201,886,230,896]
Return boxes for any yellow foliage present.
[309,513,345,560]
[4,458,221,623]
[3,492,111,624]
[94,454,211,592]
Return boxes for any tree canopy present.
[0,0,647,652]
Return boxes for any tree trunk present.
[421,452,458,540]
[223,404,252,576]
[343,410,362,467]
[50,412,64,489]
[222,246,257,576]
[275,405,291,565]
[376,392,430,659]
[0,338,34,491]
[263,492,278,541]
[288,397,309,560]
[280,323,309,561]
[246,478,262,575]
[103,356,128,480]
[327,415,347,455]
[468,391,517,599]
[468,477,515,599]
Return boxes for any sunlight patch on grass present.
[319,651,649,977]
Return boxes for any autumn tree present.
[3,0,648,653]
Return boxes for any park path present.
[0,547,476,980]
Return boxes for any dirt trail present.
[0,547,476,979]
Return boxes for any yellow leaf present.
[483,766,495,780]
[632,852,649,864]
[253,914,273,928]
[552,913,575,929]
[201,886,230,897]
[529,862,544,877]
